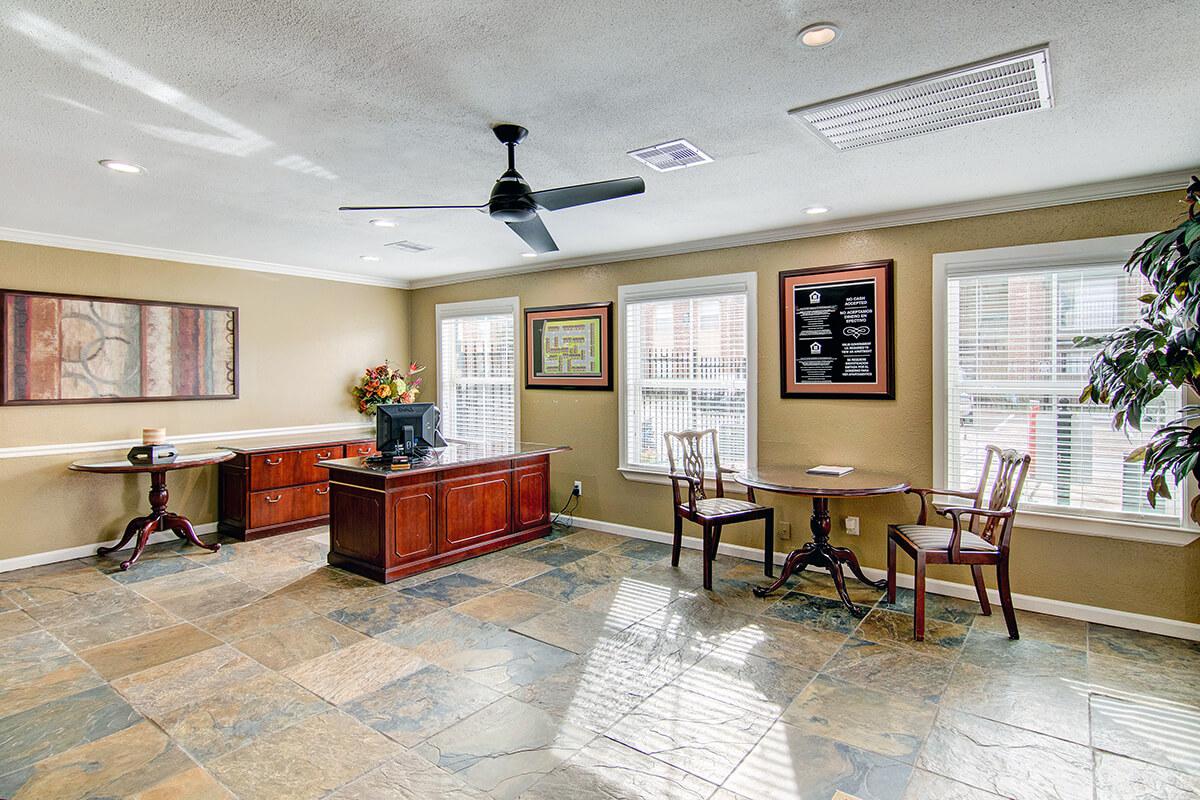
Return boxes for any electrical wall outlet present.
[572,480,583,497]
[777,521,791,540]
[844,516,860,536]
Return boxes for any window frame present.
[434,296,521,444]
[617,271,758,485]
[933,234,1198,546]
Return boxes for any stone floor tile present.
[207,710,400,800]
[882,586,985,626]
[556,529,626,551]
[326,591,443,636]
[0,629,105,717]
[781,674,937,764]
[511,602,625,653]
[455,554,552,586]
[0,720,194,800]
[723,720,912,800]
[515,552,644,602]
[0,560,116,608]
[822,637,956,703]
[102,555,204,585]
[0,609,39,641]
[716,613,847,671]
[1086,652,1200,709]
[0,684,142,777]
[941,660,1090,744]
[971,608,1087,649]
[638,594,765,645]
[453,587,561,627]
[343,663,503,747]
[417,695,592,800]
[1094,750,1200,800]
[192,595,315,642]
[567,573,685,627]
[1091,691,1200,776]
[959,627,1087,678]
[1088,623,1200,671]
[794,570,887,607]
[521,736,716,800]
[48,603,179,651]
[326,751,493,799]
[677,644,814,718]
[233,615,367,671]
[126,765,236,799]
[398,572,503,607]
[764,591,872,634]
[516,540,597,567]
[917,708,1092,800]
[604,537,675,562]
[153,671,329,762]
[282,637,428,705]
[21,585,147,625]
[854,607,969,656]
[901,769,1006,799]
[271,566,392,613]
[112,645,265,719]
[79,623,222,680]
[607,682,775,784]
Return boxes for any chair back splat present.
[663,428,723,502]
[974,445,1032,546]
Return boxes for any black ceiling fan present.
[339,124,645,254]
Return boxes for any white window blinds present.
[437,300,517,444]
[945,262,1181,521]
[622,276,753,473]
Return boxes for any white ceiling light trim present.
[791,46,1053,151]
[0,226,408,288]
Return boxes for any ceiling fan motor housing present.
[489,169,537,222]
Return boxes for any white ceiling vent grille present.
[790,46,1052,151]
[627,139,713,172]
[384,240,433,253]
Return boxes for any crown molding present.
[0,226,410,289]
[408,169,1194,289]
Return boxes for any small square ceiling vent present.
[790,46,1053,151]
[628,139,712,172]
[384,240,433,253]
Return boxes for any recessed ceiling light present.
[98,159,145,174]
[798,24,839,48]
[521,253,538,258]
[368,218,397,227]
[359,255,381,262]
[803,206,830,215]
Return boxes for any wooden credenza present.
[217,433,376,540]
[320,442,569,583]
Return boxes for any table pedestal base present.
[752,496,885,616]
[96,471,220,570]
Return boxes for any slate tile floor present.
[0,524,1198,799]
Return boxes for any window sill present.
[1015,509,1199,547]
[618,466,750,497]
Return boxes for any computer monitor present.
[375,402,447,459]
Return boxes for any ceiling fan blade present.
[505,215,559,254]
[338,204,485,212]
[528,176,645,211]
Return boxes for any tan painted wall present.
[0,242,411,560]
[410,191,1200,624]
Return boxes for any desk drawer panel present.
[344,441,375,459]
[250,487,296,527]
[296,446,344,485]
[293,482,331,520]
[249,451,300,490]
[437,472,512,550]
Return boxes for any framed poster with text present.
[524,302,612,390]
[778,260,894,399]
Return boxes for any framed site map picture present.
[1,289,239,405]
[524,302,612,390]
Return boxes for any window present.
[619,273,756,477]
[935,235,1193,542]
[436,297,519,444]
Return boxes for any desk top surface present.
[320,440,569,477]
[218,429,374,454]
[70,447,234,474]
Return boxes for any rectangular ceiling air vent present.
[790,46,1053,151]
[627,139,713,172]
[385,240,433,253]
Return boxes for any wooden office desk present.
[320,441,569,583]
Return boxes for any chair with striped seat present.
[887,445,1031,640]
[664,429,774,591]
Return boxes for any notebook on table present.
[806,465,855,476]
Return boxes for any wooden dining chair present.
[664,429,774,590]
[886,445,1031,640]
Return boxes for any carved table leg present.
[98,470,219,571]
[830,545,887,589]
[97,516,148,557]
[753,542,815,597]
[166,513,219,552]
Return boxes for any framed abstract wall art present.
[778,260,895,399]
[524,302,612,390]
[1,289,239,405]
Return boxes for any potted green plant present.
[1077,176,1200,515]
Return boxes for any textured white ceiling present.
[0,0,1194,284]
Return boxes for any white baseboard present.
[0,522,221,573]
[569,515,1200,643]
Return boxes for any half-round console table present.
[70,449,235,570]
[736,466,910,616]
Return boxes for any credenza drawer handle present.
[265,494,283,503]
[315,487,330,495]
[265,457,283,466]
[317,452,332,460]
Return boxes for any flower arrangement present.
[352,361,424,416]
